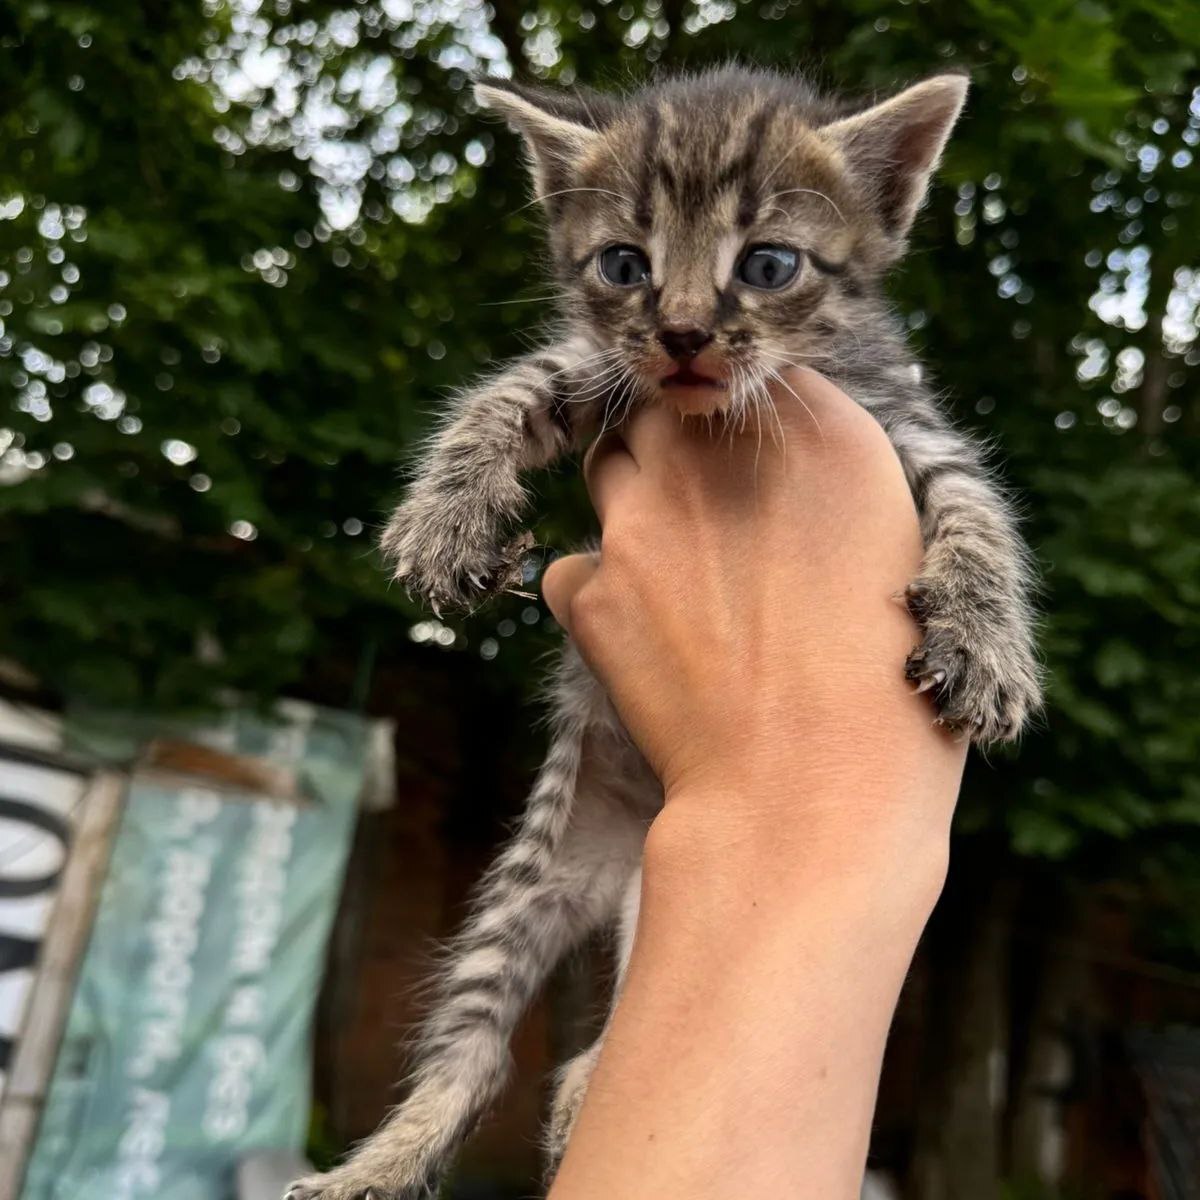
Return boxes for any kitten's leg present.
[286,679,642,1200]
[381,335,605,610]
[545,1041,604,1173]
[885,410,1042,742]
[544,865,644,1179]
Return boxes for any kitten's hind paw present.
[284,1170,429,1200]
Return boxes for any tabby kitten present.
[288,67,1040,1200]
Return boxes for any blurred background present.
[0,1,1198,1198]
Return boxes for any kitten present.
[288,66,1041,1200]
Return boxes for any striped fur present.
[291,67,1041,1200]
[287,655,656,1200]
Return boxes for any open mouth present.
[660,364,727,390]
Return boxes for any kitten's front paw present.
[904,584,1040,744]
[381,492,533,612]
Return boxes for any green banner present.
[20,704,375,1200]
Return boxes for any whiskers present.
[480,291,571,307]
[727,359,787,468]
[760,187,846,224]
[755,347,825,442]
[536,341,831,479]
[720,345,832,467]
[543,345,623,394]
[595,360,645,440]
[545,345,645,438]
[512,186,634,216]
[753,148,846,225]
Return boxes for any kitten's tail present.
[309,698,623,1198]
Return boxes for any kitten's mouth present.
[658,362,730,415]
[660,364,727,390]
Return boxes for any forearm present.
[549,790,949,1200]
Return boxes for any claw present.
[933,715,969,741]
[904,583,931,622]
[913,669,946,695]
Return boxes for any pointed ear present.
[474,81,602,202]
[823,73,968,240]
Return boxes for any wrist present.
[644,778,951,933]
[651,706,964,904]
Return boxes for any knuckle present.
[828,404,895,464]
[566,580,604,637]
[583,431,626,488]
[599,517,647,570]
[656,452,696,499]
[821,410,911,498]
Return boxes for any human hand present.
[543,369,965,849]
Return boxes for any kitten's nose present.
[657,326,713,361]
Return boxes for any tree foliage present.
[1,0,1198,909]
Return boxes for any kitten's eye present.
[737,245,800,290]
[598,245,651,287]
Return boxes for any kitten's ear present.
[474,80,602,200]
[823,73,968,240]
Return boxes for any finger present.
[767,367,876,441]
[583,430,639,527]
[620,402,699,465]
[542,552,599,633]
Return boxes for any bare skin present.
[541,369,967,1199]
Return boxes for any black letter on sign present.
[0,793,72,1069]
[0,795,71,898]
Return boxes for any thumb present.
[542,552,599,635]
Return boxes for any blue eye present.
[737,245,800,290]
[599,245,651,287]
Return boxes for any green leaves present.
[1094,639,1147,688]
[0,1,1197,926]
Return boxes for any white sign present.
[0,754,86,1097]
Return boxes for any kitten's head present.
[477,67,967,416]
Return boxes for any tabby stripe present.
[635,109,661,229]
[737,102,780,227]
[655,160,678,206]
[430,1006,504,1038]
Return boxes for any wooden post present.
[0,770,126,1200]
